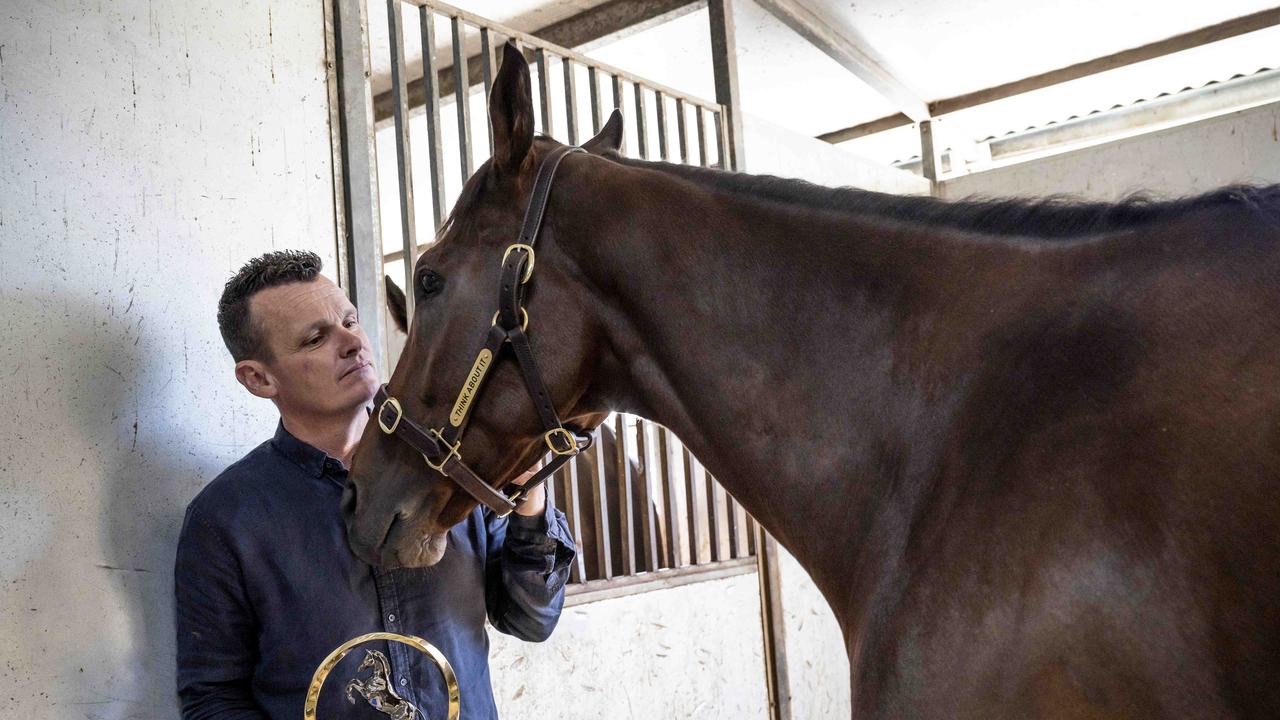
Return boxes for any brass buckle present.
[497,488,525,518]
[377,396,404,435]
[424,428,462,474]
[501,244,536,284]
[491,307,529,332]
[544,427,579,457]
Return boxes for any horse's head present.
[344,43,621,568]
[356,649,381,673]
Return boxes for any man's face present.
[246,276,379,419]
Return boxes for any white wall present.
[492,574,769,718]
[941,101,1280,200]
[0,0,335,716]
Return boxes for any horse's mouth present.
[384,528,449,569]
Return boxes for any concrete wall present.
[493,574,769,718]
[941,101,1280,201]
[0,0,335,716]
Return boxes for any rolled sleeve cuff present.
[505,502,575,573]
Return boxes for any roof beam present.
[817,112,912,143]
[373,0,703,124]
[752,0,929,121]
[931,6,1280,116]
[819,6,1280,144]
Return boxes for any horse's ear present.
[489,42,534,175]
[581,108,624,155]
[385,274,407,334]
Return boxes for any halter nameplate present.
[449,349,493,427]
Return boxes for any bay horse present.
[346,42,1280,717]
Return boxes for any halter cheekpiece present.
[373,145,592,517]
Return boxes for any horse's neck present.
[564,161,1019,613]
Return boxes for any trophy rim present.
[303,631,460,720]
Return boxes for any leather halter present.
[372,145,592,517]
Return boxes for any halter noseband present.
[372,145,592,517]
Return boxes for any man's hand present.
[510,461,546,517]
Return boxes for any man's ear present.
[581,108,624,155]
[489,42,535,175]
[385,274,407,334]
[235,360,277,400]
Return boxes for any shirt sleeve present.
[483,499,577,642]
[174,504,270,719]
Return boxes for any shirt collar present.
[271,421,345,479]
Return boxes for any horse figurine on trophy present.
[344,649,421,719]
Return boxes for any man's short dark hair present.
[218,250,323,362]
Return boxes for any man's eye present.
[307,335,322,346]
[419,270,445,297]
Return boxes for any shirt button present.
[387,613,396,622]
[400,678,408,687]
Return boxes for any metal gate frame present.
[323,1,790,716]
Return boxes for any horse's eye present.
[420,270,445,297]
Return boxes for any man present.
[175,250,575,719]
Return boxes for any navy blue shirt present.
[175,422,575,719]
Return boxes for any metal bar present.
[563,56,579,145]
[736,501,751,558]
[659,427,684,567]
[726,493,742,558]
[589,426,613,580]
[611,74,626,154]
[634,420,660,571]
[479,26,495,152]
[613,414,636,576]
[451,15,473,179]
[696,105,709,167]
[756,528,792,720]
[387,0,419,320]
[682,447,703,564]
[705,469,724,562]
[322,0,350,295]
[633,83,649,159]
[655,91,669,161]
[588,66,603,132]
[675,98,689,164]
[713,109,727,169]
[707,0,745,170]
[419,7,448,229]
[817,113,912,144]
[378,0,720,124]
[566,556,757,607]
[332,0,388,377]
[535,48,553,135]
[562,455,586,584]
[919,118,940,187]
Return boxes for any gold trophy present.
[305,632,460,720]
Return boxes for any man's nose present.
[337,325,362,357]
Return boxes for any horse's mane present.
[608,153,1280,239]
